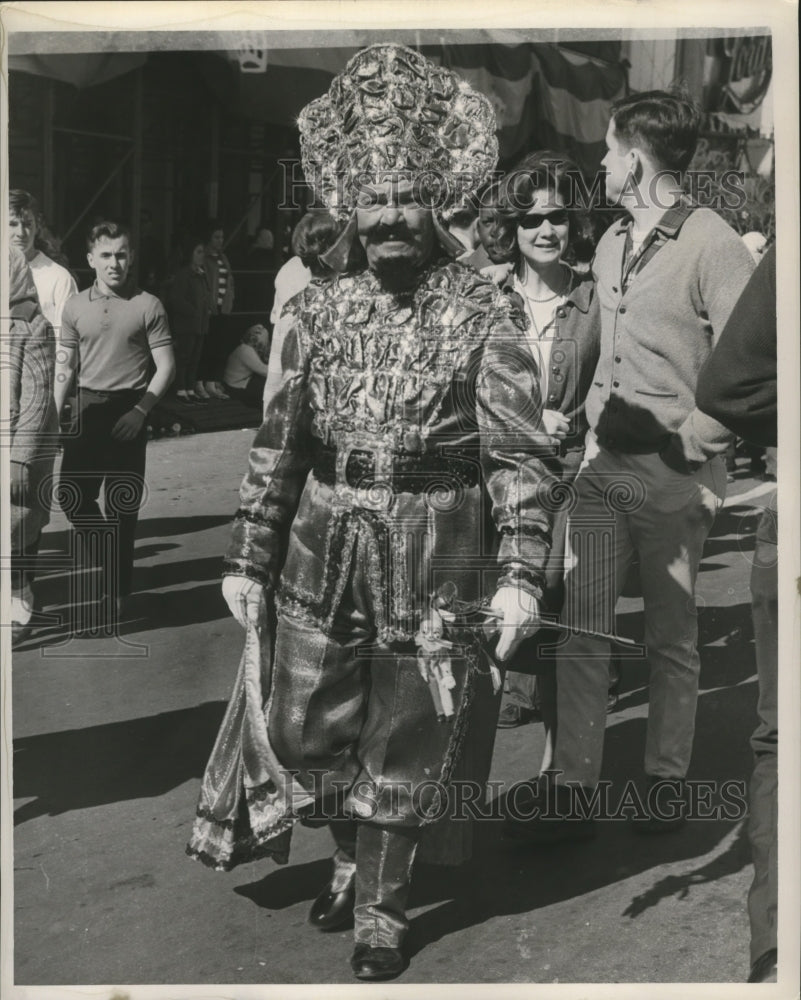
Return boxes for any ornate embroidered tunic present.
[224,261,554,638]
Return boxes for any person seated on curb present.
[222,322,271,407]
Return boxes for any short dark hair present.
[610,88,701,174]
[291,210,342,273]
[87,219,131,250]
[10,188,67,262]
[493,150,596,265]
[204,219,224,242]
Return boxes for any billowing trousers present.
[269,549,473,945]
[552,445,726,788]
[328,817,421,947]
[747,496,778,965]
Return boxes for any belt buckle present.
[334,432,395,512]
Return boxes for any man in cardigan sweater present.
[506,90,755,842]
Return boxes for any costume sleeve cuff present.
[497,564,544,602]
[221,559,273,588]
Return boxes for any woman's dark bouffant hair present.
[291,209,343,275]
[492,151,597,265]
[176,233,206,267]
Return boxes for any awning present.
[205,42,625,171]
[9,40,626,173]
[8,52,146,88]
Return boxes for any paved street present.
[10,429,775,987]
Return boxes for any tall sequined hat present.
[298,43,499,217]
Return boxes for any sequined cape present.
[188,260,556,871]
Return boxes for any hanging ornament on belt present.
[414,606,457,722]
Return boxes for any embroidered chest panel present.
[295,265,503,447]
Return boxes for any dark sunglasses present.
[518,209,570,229]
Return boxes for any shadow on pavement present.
[13,701,226,825]
[620,820,750,918]
[225,673,756,960]
[399,676,755,958]
[233,858,331,913]
[133,514,235,540]
[10,581,230,652]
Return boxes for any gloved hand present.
[489,586,540,661]
[222,575,268,629]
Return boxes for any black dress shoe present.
[350,943,404,981]
[497,703,539,728]
[503,779,597,845]
[308,879,355,931]
[631,777,688,835]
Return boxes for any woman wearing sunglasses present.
[485,151,602,772]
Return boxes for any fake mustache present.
[369,225,416,242]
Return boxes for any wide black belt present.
[312,444,481,495]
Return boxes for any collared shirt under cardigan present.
[587,204,755,469]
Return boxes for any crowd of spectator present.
[6,89,779,981]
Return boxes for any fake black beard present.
[371,254,428,292]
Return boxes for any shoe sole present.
[497,711,539,728]
[351,958,405,981]
[353,966,404,981]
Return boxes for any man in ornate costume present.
[188,44,553,981]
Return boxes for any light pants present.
[552,443,726,788]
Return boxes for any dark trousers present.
[223,375,266,407]
[173,332,205,392]
[198,314,237,382]
[58,389,147,598]
[748,496,778,964]
[504,449,584,767]
[11,534,42,600]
